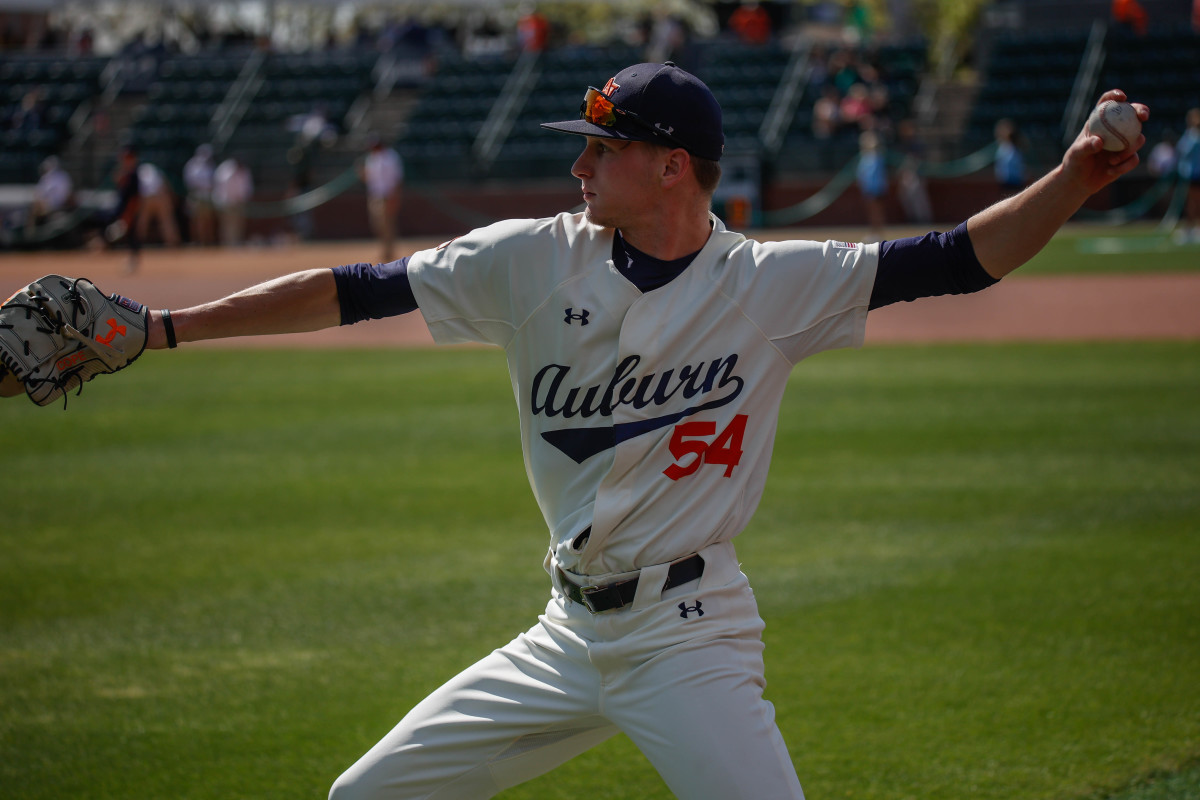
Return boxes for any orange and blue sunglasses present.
[580,87,688,150]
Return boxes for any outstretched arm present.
[145,268,341,349]
[967,90,1149,279]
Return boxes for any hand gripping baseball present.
[1067,90,1149,193]
[0,274,149,407]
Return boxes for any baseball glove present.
[0,274,148,407]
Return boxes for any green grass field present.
[2,342,1197,800]
[1001,223,1200,275]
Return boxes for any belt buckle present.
[579,584,605,613]
[558,567,632,614]
[581,580,631,614]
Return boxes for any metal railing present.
[473,49,540,169]
[210,49,266,155]
[1062,19,1107,146]
[759,39,814,159]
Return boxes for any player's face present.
[571,137,662,229]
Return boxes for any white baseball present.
[1086,100,1141,152]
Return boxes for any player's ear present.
[660,148,691,189]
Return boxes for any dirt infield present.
[2,236,1198,347]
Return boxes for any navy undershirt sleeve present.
[332,257,417,325]
[869,221,998,310]
[329,223,994,323]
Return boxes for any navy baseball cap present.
[541,62,724,162]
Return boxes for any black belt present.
[559,554,705,614]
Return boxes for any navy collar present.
[611,230,702,293]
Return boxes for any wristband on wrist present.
[160,309,178,349]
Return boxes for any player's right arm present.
[967,89,1147,279]
[145,268,342,349]
[145,257,421,349]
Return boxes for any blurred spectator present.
[806,43,831,91]
[285,144,315,243]
[829,49,861,96]
[844,0,874,43]
[1112,0,1149,35]
[1176,108,1200,242]
[183,144,217,246]
[517,4,551,52]
[859,64,892,134]
[89,145,143,273]
[812,85,842,139]
[8,88,46,132]
[645,10,687,63]
[856,130,888,242]
[839,83,873,131]
[359,134,405,262]
[213,156,254,247]
[462,13,507,59]
[993,118,1026,196]
[290,104,337,149]
[136,160,181,248]
[1147,129,1178,177]
[895,119,933,224]
[25,156,74,240]
[728,2,772,46]
[68,27,94,56]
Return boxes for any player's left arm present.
[967,89,1149,279]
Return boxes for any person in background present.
[24,156,74,241]
[1175,107,1200,242]
[1147,129,1177,177]
[87,145,144,273]
[728,2,772,45]
[183,144,217,246]
[895,118,933,224]
[994,118,1026,196]
[1112,0,1149,35]
[516,4,550,52]
[856,129,888,242]
[133,158,180,249]
[359,134,404,262]
[213,155,254,247]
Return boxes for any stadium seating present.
[127,52,249,182]
[963,23,1200,165]
[0,55,107,182]
[396,51,524,181]
[1098,23,1200,143]
[488,44,641,180]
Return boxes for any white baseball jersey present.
[408,212,878,577]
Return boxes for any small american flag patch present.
[113,295,144,313]
[832,241,859,250]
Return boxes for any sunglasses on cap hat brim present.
[543,86,692,152]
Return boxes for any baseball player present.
[0,64,1148,798]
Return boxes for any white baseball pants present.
[328,541,805,799]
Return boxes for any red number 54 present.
[663,414,748,481]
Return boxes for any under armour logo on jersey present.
[564,308,590,326]
[679,601,704,619]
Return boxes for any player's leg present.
[606,569,805,800]
[328,608,617,800]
